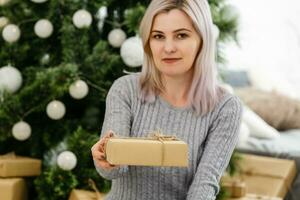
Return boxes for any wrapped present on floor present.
[68,179,106,200]
[69,190,106,200]
[0,178,27,200]
[105,132,188,167]
[221,176,247,198]
[227,193,282,200]
[0,152,41,177]
[232,154,297,199]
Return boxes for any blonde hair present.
[138,0,225,116]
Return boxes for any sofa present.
[221,69,300,200]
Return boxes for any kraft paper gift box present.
[221,177,247,198]
[235,154,297,198]
[105,133,188,167]
[0,178,27,200]
[0,152,41,177]
[69,179,106,200]
[227,194,282,200]
[68,189,106,200]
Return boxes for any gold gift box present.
[231,154,297,198]
[0,178,27,200]
[105,134,188,167]
[0,153,41,177]
[68,189,106,200]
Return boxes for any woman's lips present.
[162,58,182,63]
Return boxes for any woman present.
[91,0,242,199]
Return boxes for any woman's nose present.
[163,39,177,54]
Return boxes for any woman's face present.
[149,9,201,79]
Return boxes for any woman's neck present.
[160,72,193,106]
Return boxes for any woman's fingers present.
[99,144,105,153]
[99,160,115,167]
[91,130,117,170]
[92,150,105,160]
[94,158,118,170]
[92,131,113,152]
[92,147,115,170]
[99,131,114,146]
[99,136,108,146]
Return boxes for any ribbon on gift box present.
[88,179,104,200]
[0,152,16,159]
[222,178,247,198]
[242,169,286,180]
[0,152,16,169]
[245,193,282,200]
[150,131,178,165]
[150,131,177,141]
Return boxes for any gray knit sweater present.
[95,73,242,200]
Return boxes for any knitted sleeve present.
[94,76,132,180]
[186,96,243,200]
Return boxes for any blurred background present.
[0,0,299,200]
[225,0,300,94]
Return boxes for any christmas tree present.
[0,0,239,199]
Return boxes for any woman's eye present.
[177,33,188,39]
[152,34,164,40]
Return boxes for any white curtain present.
[225,0,300,90]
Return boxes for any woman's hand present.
[91,130,119,170]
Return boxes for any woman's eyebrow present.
[151,28,192,33]
[151,30,161,33]
[174,28,192,33]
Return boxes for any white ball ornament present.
[0,0,10,6]
[46,100,66,120]
[108,28,126,48]
[69,80,89,99]
[120,36,144,67]
[0,16,9,29]
[34,19,53,38]
[72,9,92,29]
[57,151,77,171]
[12,121,31,141]
[2,24,21,43]
[0,65,22,93]
[30,0,47,3]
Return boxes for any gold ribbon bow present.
[149,130,177,165]
[242,169,285,180]
[150,131,177,141]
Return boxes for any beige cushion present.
[236,87,300,131]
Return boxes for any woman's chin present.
[161,71,187,78]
